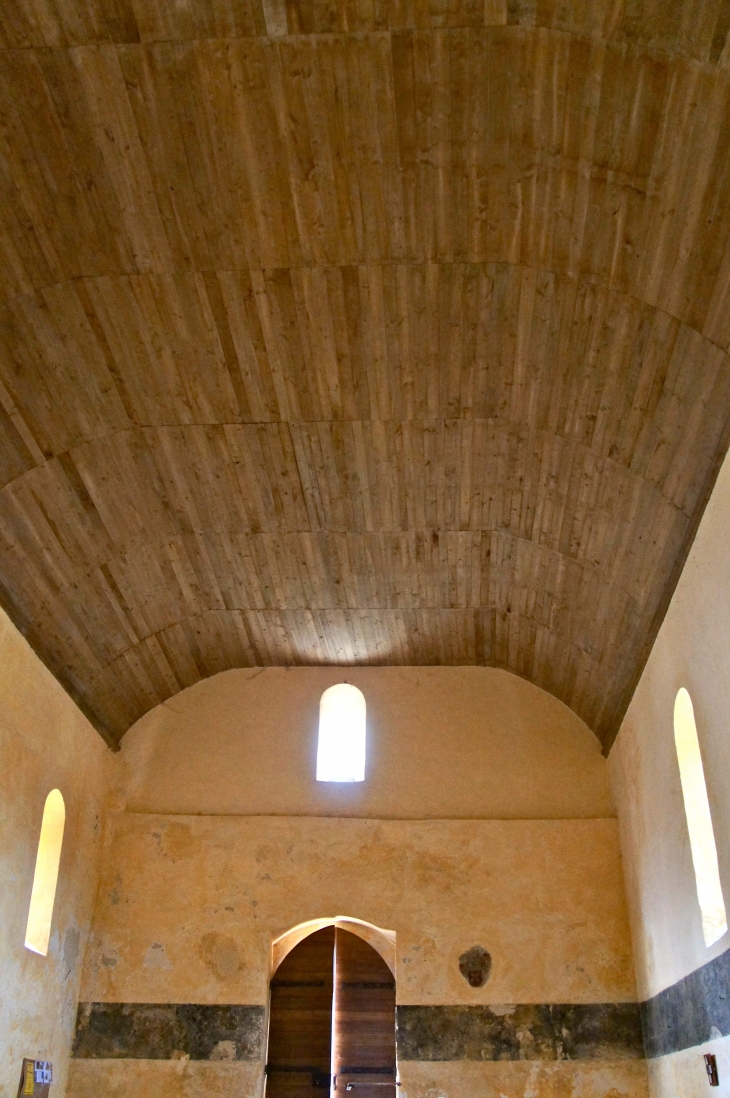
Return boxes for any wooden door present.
[266,927,335,1098]
[333,929,396,1098]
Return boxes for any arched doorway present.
[266,924,396,1098]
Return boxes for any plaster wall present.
[68,1059,649,1098]
[68,811,645,1098]
[0,606,117,1098]
[646,1037,730,1098]
[121,666,613,819]
[609,448,730,1097]
[77,814,634,1007]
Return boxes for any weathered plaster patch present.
[160,822,195,863]
[64,928,81,980]
[144,943,173,971]
[199,933,242,980]
[209,1040,236,1061]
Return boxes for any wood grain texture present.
[267,926,335,1098]
[334,928,396,1096]
[0,2,730,747]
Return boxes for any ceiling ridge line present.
[2,23,729,73]
[2,264,728,358]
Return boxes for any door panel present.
[266,926,335,1098]
[334,929,396,1098]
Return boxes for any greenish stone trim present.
[73,1003,265,1061]
[395,1004,644,1061]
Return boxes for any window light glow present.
[25,789,65,956]
[316,684,366,783]
[674,689,727,947]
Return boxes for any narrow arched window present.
[316,684,366,782]
[25,789,65,956]
[674,689,727,947]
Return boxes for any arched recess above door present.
[273,917,395,978]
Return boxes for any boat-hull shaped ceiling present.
[1,0,730,748]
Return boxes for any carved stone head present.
[458,946,492,988]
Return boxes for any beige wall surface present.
[67,1061,261,1098]
[609,449,730,1003]
[0,607,117,1098]
[68,1059,649,1098]
[80,813,634,1006]
[121,666,614,819]
[400,1061,649,1098]
[646,1033,730,1098]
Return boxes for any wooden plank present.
[334,928,396,1098]
[0,17,728,749]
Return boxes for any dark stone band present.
[641,947,730,1058]
[72,1001,643,1062]
[395,1004,644,1061]
[72,1003,266,1061]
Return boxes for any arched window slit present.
[317,684,366,783]
[674,689,727,948]
[25,788,65,956]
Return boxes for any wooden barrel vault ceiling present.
[1,0,730,749]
